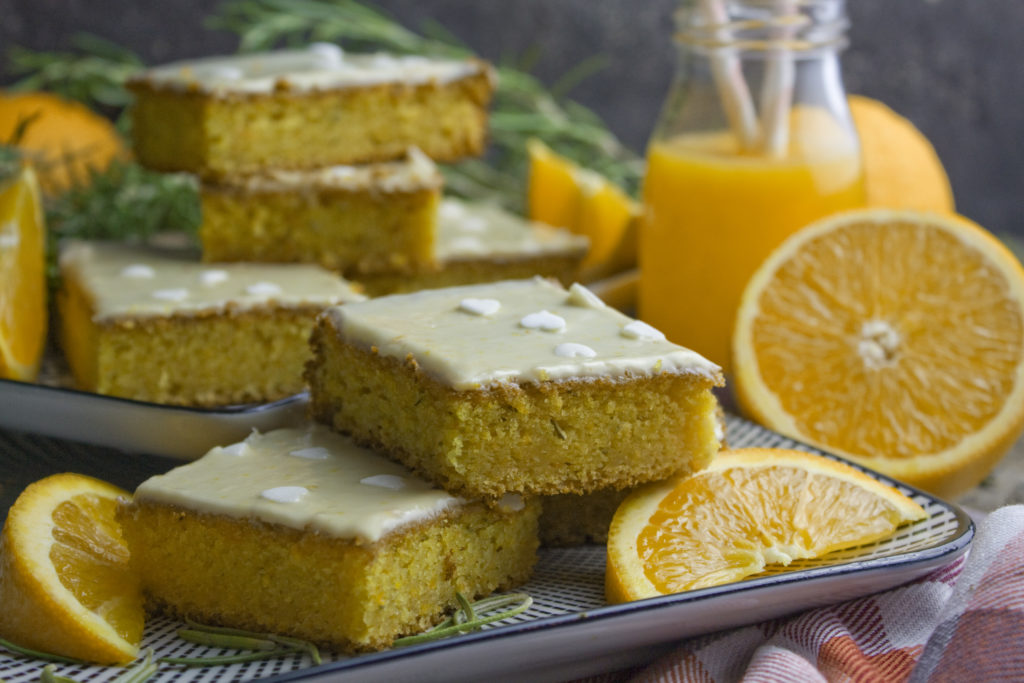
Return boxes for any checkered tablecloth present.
[582,505,1024,682]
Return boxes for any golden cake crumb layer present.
[118,427,538,652]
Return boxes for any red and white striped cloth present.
[585,505,1024,682]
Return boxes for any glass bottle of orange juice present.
[639,0,865,375]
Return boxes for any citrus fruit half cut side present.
[733,209,1024,499]
[0,163,47,381]
[606,448,926,603]
[0,473,143,664]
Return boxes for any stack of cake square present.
[307,278,725,542]
[128,43,588,294]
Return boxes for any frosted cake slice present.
[307,277,724,499]
[57,241,364,407]
[200,148,442,277]
[117,426,538,652]
[128,45,495,176]
[355,198,590,296]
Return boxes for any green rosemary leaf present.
[183,618,322,665]
[0,637,88,665]
[39,664,80,683]
[111,649,157,683]
[159,648,298,667]
[176,629,279,651]
[392,592,533,647]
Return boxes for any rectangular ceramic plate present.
[0,378,308,460]
[0,413,973,683]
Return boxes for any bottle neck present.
[659,0,855,158]
[676,0,849,57]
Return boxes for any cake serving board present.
[0,405,973,683]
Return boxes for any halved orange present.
[848,95,955,213]
[733,209,1024,499]
[0,163,47,381]
[526,138,638,278]
[0,473,143,664]
[606,448,926,603]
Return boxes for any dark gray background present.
[3,0,1021,239]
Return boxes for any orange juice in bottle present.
[639,0,864,374]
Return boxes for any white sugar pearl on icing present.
[152,288,189,302]
[219,442,249,457]
[520,310,566,332]
[289,446,330,460]
[308,42,345,67]
[205,65,244,80]
[360,474,407,490]
[554,342,597,358]
[460,298,501,316]
[260,486,308,503]
[121,264,155,279]
[621,320,666,341]
[199,269,229,286]
[246,281,282,296]
[566,282,606,309]
[372,54,398,69]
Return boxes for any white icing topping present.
[520,310,566,333]
[260,486,308,503]
[289,446,330,460]
[439,201,466,220]
[133,49,489,96]
[449,236,485,254]
[566,282,606,309]
[554,342,597,358]
[59,241,364,320]
[121,264,156,279]
[133,426,465,543]
[436,198,588,262]
[152,288,189,302]
[360,474,407,490]
[459,298,501,317]
[206,65,244,81]
[199,269,229,286]
[622,320,667,341]
[461,216,487,233]
[246,281,282,296]
[326,278,720,389]
[219,442,249,457]
[212,147,441,194]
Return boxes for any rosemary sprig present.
[156,619,321,667]
[41,160,201,285]
[392,592,533,647]
[39,664,79,683]
[0,636,88,665]
[112,649,157,683]
[183,618,322,664]
[5,34,142,131]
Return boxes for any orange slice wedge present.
[0,163,47,381]
[606,448,926,603]
[0,473,143,664]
